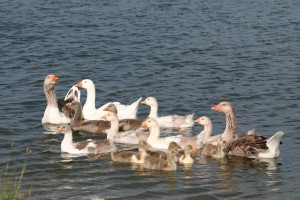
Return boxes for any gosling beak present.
[101,115,107,120]
[141,121,147,128]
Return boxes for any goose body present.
[143,147,178,171]
[42,74,71,124]
[202,137,226,158]
[141,118,183,150]
[75,79,142,120]
[69,101,110,135]
[104,103,144,131]
[141,97,194,128]
[179,145,194,164]
[111,140,149,164]
[57,124,115,154]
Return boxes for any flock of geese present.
[42,74,284,171]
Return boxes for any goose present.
[202,136,227,159]
[143,146,178,171]
[111,140,150,164]
[141,118,182,150]
[101,112,142,144]
[179,145,194,164]
[141,97,194,128]
[146,141,182,162]
[69,101,110,135]
[104,103,144,131]
[75,79,142,120]
[194,116,221,147]
[211,101,239,143]
[57,124,116,154]
[42,74,72,124]
[212,101,284,158]
[223,131,284,158]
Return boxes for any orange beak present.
[141,100,147,105]
[141,121,147,128]
[57,127,62,133]
[101,115,107,120]
[211,103,221,111]
[76,81,82,87]
[192,146,199,153]
[51,75,59,83]
[194,118,201,123]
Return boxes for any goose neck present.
[44,85,58,107]
[148,104,159,118]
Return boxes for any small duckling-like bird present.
[57,124,116,155]
[146,141,182,161]
[179,145,194,164]
[111,140,149,164]
[143,147,178,171]
[202,137,226,159]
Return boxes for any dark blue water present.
[1,0,299,199]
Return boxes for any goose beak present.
[192,146,199,153]
[141,100,147,105]
[141,121,147,128]
[101,115,107,120]
[57,127,62,133]
[211,103,221,111]
[194,118,201,123]
[76,81,82,87]
[51,75,59,83]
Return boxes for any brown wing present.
[223,135,268,157]
[74,140,90,150]
[119,119,144,131]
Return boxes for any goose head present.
[104,103,118,114]
[57,123,72,134]
[211,101,234,114]
[141,97,158,106]
[69,101,82,110]
[194,116,211,126]
[44,74,59,88]
[141,118,158,128]
[75,79,95,89]
[101,112,118,121]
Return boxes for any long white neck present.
[202,122,213,141]
[148,103,159,118]
[83,84,96,112]
[148,123,160,140]
[61,131,75,152]
[107,117,119,141]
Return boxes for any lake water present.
[0,0,299,199]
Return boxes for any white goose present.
[57,124,116,154]
[141,118,182,150]
[141,97,194,128]
[75,79,142,120]
[42,74,71,124]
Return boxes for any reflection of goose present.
[75,79,142,120]
[104,103,144,131]
[141,97,194,128]
[69,101,110,135]
[42,75,72,124]
[57,124,115,154]
[111,140,149,164]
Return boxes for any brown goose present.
[69,101,110,135]
[57,124,116,154]
[111,140,150,164]
[42,74,73,124]
[104,103,144,131]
